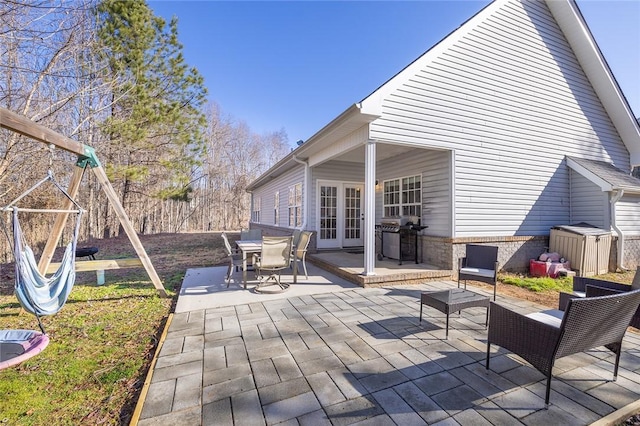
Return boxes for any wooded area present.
[0,0,290,261]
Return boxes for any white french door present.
[342,184,363,247]
[317,181,363,249]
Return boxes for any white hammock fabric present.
[13,207,83,316]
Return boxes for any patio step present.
[308,254,454,287]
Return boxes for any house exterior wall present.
[248,0,639,274]
[369,0,629,241]
[250,165,304,228]
[616,194,640,237]
[569,169,609,229]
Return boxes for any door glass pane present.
[320,185,338,240]
[344,186,361,239]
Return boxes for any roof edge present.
[247,104,378,191]
[566,157,612,191]
[547,0,640,166]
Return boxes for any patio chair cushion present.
[458,244,499,300]
[525,309,564,328]
[459,267,495,279]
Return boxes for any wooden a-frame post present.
[0,107,168,297]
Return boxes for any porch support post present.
[363,139,377,276]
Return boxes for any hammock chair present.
[13,205,84,318]
[0,170,84,370]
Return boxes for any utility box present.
[549,223,612,277]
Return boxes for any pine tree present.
[95,0,207,223]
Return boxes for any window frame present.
[288,183,302,227]
[382,174,422,218]
[252,196,261,223]
[274,191,279,225]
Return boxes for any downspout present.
[248,190,253,230]
[293,155,308,229]
[610,189,626,271]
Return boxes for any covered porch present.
[309,250,454,287]
[306,138,453,274]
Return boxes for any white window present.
[252,196,261,223]
[383,175,421,217]
[383,179,400,217]
[402,175,421,216]
[274,191,279,225]
[288,183,302,227]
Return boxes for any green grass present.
[0,232,226,425]
[499,273,574,293]
[0,280,173,425]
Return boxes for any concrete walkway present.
[136,266,640,425]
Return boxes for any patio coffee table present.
[420,288,490,339]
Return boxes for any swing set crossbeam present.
[3,208,84,214]
[0,107,167,297]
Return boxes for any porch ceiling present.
[336,143,417,163]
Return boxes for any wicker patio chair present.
[221,232,243,287]
[253,236,293,293]
[458,244,499,300]
[559,267,640,329]
[486,289,640,406]
[291,231,312,279]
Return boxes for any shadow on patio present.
[136,272,640,425]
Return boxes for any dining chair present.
[221,232,243,287]
[291,231,312,279]
[253,236,293,293]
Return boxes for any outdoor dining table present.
[235,239,298,289]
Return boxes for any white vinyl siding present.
[251,166,304,227]
[616,194,640,236]
[369,0,629,237]
[569,170,608,229]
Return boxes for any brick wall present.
[251,223,640,274]
[420,234,640,274]
[420,235,548,272]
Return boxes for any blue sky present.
[148,1,640,147]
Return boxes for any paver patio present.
[136,266,640,425]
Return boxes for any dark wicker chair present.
[486,289,640,406]
[458,244,499,300]
[559,268,640,329]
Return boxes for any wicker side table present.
[420,288,490,339]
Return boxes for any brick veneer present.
[250,223,640,274]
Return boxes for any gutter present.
[292,155,308,229]
[610,189,626,271]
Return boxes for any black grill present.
[376,220,427,265]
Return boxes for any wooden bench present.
[45,258,143,285]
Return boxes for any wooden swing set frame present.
[0,107,168,297]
